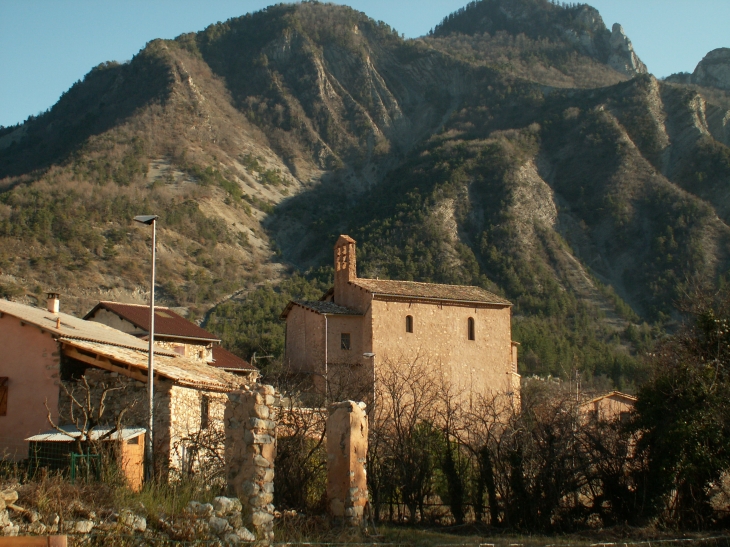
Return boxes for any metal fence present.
[1,440,106,486]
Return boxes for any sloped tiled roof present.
[351,278,511,306]
[60,338,243,392]
[280,300,363,319]
[0,299,173,354]
[0,299,242,391]
[210,346,258,372]
[84,302,219,342]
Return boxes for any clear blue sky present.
[1,0,728,128]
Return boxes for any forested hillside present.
[1,0,730,387]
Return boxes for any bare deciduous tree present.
[46,375,135,456]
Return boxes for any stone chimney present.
[334,235,357,293]
[47,292,60,314]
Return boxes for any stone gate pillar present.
[225,385,278,541]
[326,401,368,525]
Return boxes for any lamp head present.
[134,215,158,225]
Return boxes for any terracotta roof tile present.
[59,338,244,392]
[210,346,258,372]
[0,299,243,391]
[351,278,511,305]
[85,302,219,342]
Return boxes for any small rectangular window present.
[201,395,210,429]
[406,315,413,333]
[341,333,351,350]
[0,377,7,416]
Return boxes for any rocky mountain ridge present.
[430,0,646,83]
[667,48,730,92]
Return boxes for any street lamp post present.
[134,214,158,483]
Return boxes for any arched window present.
[406,315,413,333]
[468,317,475,341]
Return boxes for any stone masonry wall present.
[60,368,228,480]
[224,385,279,541]
[326,401,368,525]
[166,386,227,478]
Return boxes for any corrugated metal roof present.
[351,278,512,306]
[209,346,258,372]
[59,338,244,392]
[84,302,219,342]
[280,300,363,319]
[26,425,146,442]
[0,299,175,355]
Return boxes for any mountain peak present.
[693,48,730,90]
[666,47,730,91]
[607,23,647,75]
[431,0,646,77]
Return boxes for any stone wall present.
[59,368,227,480]
[156,340,213,362]
[224,385,279,541]
[166,385,228,478]
[326,401,368,525]
[371,299,515,397]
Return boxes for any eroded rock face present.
[608,23,647,76]
[693,48,730,90]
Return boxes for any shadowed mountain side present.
[271,74,730,325]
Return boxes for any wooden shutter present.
[0,377,7,416]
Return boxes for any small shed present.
[26,425,145,491]
[581,391,637,423]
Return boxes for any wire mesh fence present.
[1,439,107,485]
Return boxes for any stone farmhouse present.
[281,235,520,402]
[0,295,248,479]
[84,301,258,378]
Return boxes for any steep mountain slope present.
[0,39,295,317]
[1,1,729,386]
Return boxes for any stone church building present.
[280,235,520,402]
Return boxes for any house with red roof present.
[0,295,244,477]
[84,302,257,378]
